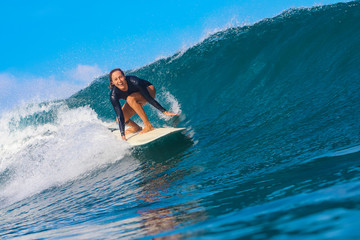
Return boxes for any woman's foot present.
[125,126,142,135]
[139,124,154,134]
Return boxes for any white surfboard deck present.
[112,127,186,146]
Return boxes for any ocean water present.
[1,1,360,239]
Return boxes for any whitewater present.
[1,1,360,239]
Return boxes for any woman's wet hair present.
[108,68,125,89]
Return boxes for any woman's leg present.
[122,102,142,134]
[125,85,157,134]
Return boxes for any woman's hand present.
[163,111,179,117]
[122,135,127,141]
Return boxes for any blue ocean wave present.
[1,1,360,239]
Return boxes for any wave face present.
[2,1,360,239]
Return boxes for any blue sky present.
[0,0,348,111]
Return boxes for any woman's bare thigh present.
[122,85,157,121]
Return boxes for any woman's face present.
[112,71,128,91]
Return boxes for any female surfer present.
[109,68,177,141]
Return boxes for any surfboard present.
[112,127,186,146]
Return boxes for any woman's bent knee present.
[126,93,143,105]
[126,95,136,105]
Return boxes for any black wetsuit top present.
[110,75,166,136]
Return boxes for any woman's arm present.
[110,92,125,136]
[138,85,167,113]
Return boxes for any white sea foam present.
[156,89,182,121]
[0,103,130,207]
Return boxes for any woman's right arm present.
[110,92,125,137]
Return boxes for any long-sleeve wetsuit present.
[110,75,166,136]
